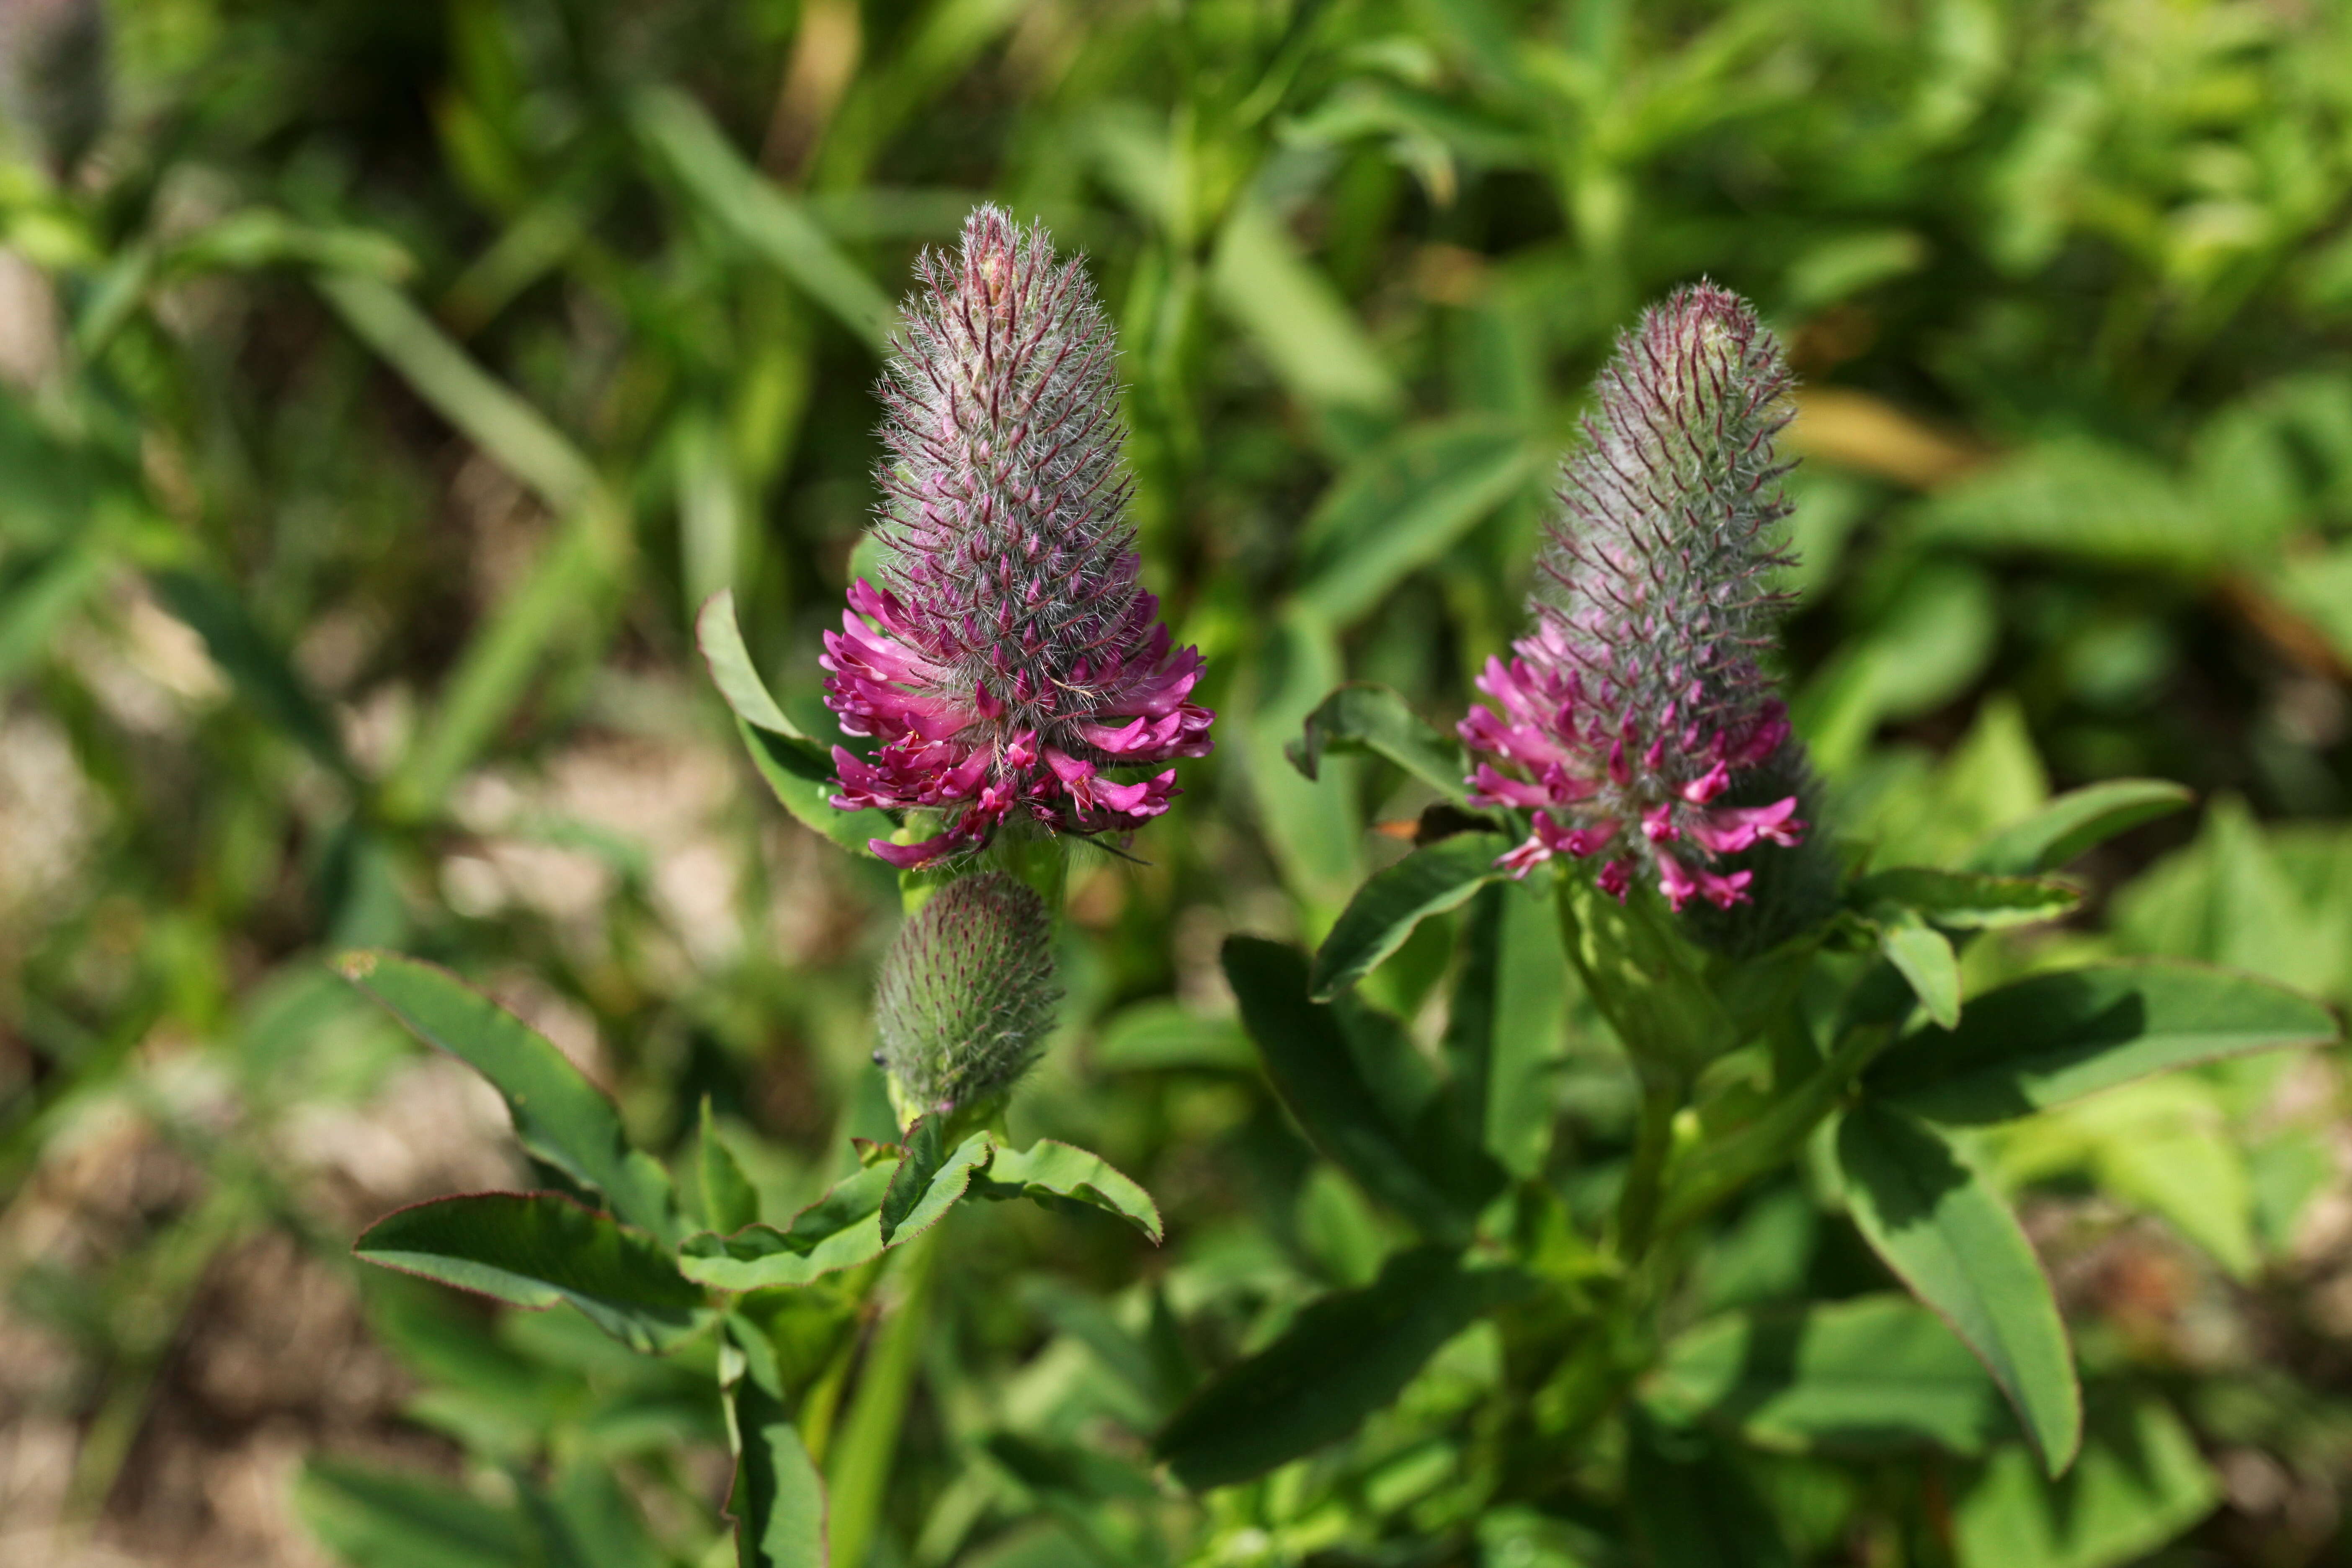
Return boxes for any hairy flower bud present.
[1462,282,1811,914]
[823,206,1212,869]
[0,0,108,178]
[873,872,1060,1120]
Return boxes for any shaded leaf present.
[1624,1413,1794,1568]
[1153,1245,1530,1490]
[151,567,353,778]
[337,954,678,1240]
[1443,878,1568,1179]
[1091,1001,1255,1072]
[1642,1294,2006,1457]
[975,1139,1163,1243]
[1854,868,2083,929]
[1285,682,1470,800]
[1835,1104,2080,1475]
[1966,780,2194,876]
[699,1098,760,1236]
[1310,833,1511,999]
[696,589,799,736]
[1222,937,1494,1242]
[1954,1396,2220,1568]
[354,1193,710,1354]
[1867,962,2341,1126]
[878,1121,991,1246]
[737,718,893,856]
[729,1381,830,1568]
[298,1459,524,1568]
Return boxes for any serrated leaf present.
[354,1193,711,1353]
[1289,417,1537,624]
[1311,833,1511,1000]
[1285,683,1470,800]
[975,1139,1163,1243]
[878,1120,991,1246]
[680,1165,896,1289]
[1642,1294,2006,1457]
[1966,779,2194,876]
[729,1381,830,1568]
[1874,908,1962,1029]
[699,1099,761,1236]
[337,954,678,1241]
[1835,1104,2080,1475]
[1222,936,1497,1243]
[1153,1246,1531,1490]
[697,589,801,736]
[1866,961,2342,1126]
[1854,868,2083,929]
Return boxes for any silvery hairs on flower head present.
[873,872,1061,1120]
[1462,281,1818,916]
[823,206,1212,871]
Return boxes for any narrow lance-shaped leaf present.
[1866,961,2342,1126]
[1443,878,1568,1180]
[1222,936,1483,1243]
[700,1098,761,1236]
[1834,1104,2081,1475]
[729,1382,830,1568]
[1310,833,1512,1000]
[337,954,679,1241]
[355,1193,711,1354]
[1851,868,2083,929]
[1153,1246,1531,1490]
[1286,682,1472,800]
[1966,779,2194,876]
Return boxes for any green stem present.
[827,1227,943,1568]
[1612,1070,1682,1263]
[1652,1018,1896,1240]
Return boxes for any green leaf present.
[1854,868,2084,929]
[1873,908,1962,1030]
[1153,1245,1530,1490]
[336,953,679,1241]
[1624,1413,1794,1568]
[679,1165,895,1289]
[633,85,895,351]
[696,589,800,737]
[1965,780,2194,876]
[354,1193,711,1354]
[878,1120,991,1246]
[1091,1001,1255,1072]
[522,1465,665,1568]
[1209,196,1404,428]
[1311,833,1511,1000]
[975,1139,1164,1243]
[1642,1294,2007,1457]
[1289,417,1537,625]
[299,1459,525,1568]
[1953,1396,2220,1568]
[737,718,893,856]
[1443,878,1568,1180]
[1285,682,1470,801]
[699,1099,761,1236]
[1834,1104,2080,1475]
[150,567,354,779]
[1222,937,1495,1242]
[729,1381,830,1568]
[1866,961,2342,1126]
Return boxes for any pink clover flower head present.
[1461,282,1807,913]
[822,206,1212,869]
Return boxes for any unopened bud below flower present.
[873,872,1060,1124]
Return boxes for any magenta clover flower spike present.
[823,206,1212,869]
[1461,281,1807,913]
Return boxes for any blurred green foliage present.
[5,0,2352,1565]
